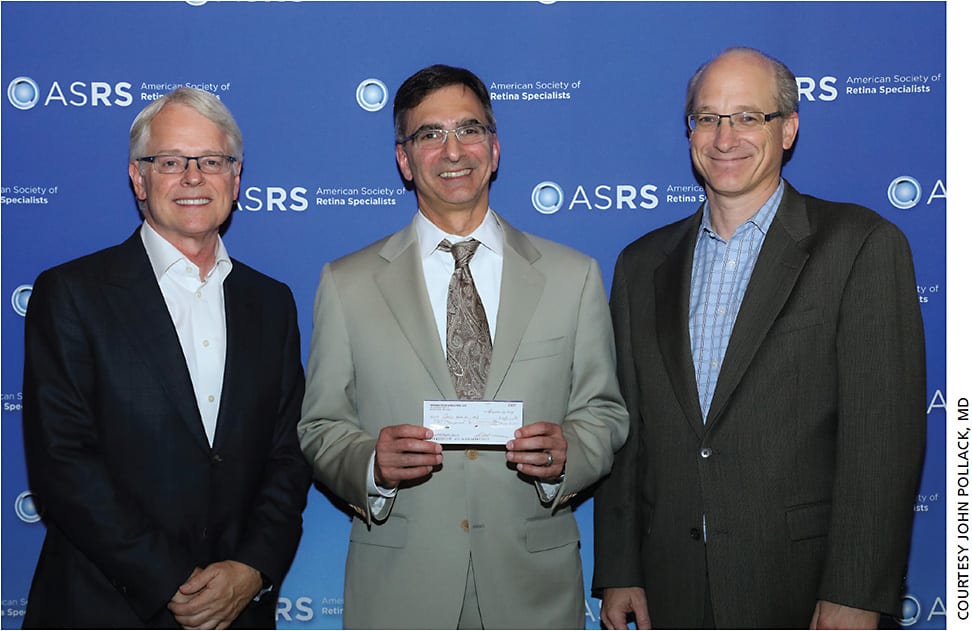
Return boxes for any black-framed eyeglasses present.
[401,123,496,150]
[687,111,783,131]
[137,154,239,175]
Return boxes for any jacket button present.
[461,519,470,532]
[212,453,223,463]
[466,449,478,460]
[689,528,701,540]
[699,447,712,458]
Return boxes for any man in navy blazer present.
[21,87,310,628]
[593,48,926,629]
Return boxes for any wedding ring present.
[544,450,553,467]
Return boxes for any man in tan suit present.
[298,64,628,629]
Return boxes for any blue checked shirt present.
[689,181,784,422]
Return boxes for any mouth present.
[439,168,472,179]
[708,154,751,168]
[175,198,212,206]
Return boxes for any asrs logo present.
[11,285,32,317]
[276,596,343,623]
[356,78,389,112]
[7,77,40,110]
[887,176,946,210]
[239,186,309,212]
[795,75,838,102]
[6,76,133,110]
[532,181,564,214]
[896,593,946,626]
[276,596,315,622]
[15,491,41,524]
[532,181,658,214]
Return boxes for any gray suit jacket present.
[298,212,628,629]
[593,182,926,628]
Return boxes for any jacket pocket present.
[350,514,407,549]
[513,337,566,362]
[767,309,823,338]
[525,511,580,552]
[785,501,831,541]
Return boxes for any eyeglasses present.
[137,154,238,175]
[401,123,496,150]
[687,111,783,132]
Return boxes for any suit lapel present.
[375,226,457,399]
[484,217,544,400]
[706,184,812,426]
[212,265,261,448]
[104,231,211,452]
[656,213,706,436]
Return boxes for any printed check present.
[423,400,523,444]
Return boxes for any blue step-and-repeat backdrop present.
[1,2,949,628]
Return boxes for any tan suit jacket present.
[299,213,628,629]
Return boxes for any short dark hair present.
[393,64,496,143]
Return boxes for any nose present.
[181,158,205,184]
[712,118,738,151]
[442,131,464,160]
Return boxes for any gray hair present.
[129,87,243,162]
[685,47,799,117]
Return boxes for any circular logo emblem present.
[356,79,388,112]
[532,181,564,215]
[15,491,41,523]
[887,176,921,210]
[895,594,920,627]
[11,285,32,317]
[7,76,40,110]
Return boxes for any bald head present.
[685,47,798,119]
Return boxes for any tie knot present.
[439,239,481,268]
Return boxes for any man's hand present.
[810,599,880,630]
[505,421,567,482]
[601,586,651,630]
[167,560,263,630]
[374,424,443,488]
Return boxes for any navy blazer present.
[22,229,310,628]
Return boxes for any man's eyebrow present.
[410,118,484,133]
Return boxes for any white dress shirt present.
[367,210,505,502]
[140,222,232,446]
[415,209,504,352]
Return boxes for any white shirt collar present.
[414,208,505,258]
[140,222,232,282]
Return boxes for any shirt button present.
[195,291,202,298]
[202,340,210,347]
[461,520,470,532]
[727,260,737,268]
[716,307,727,315]
[689,527,701,540]
[700,447,713,458]
[466,449,478,460]
[207,394,215,403]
